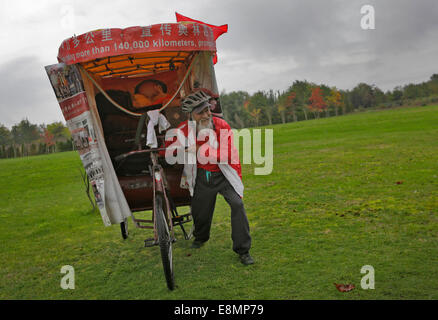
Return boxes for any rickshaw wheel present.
[155,194,175,290]
[120,218,129,240]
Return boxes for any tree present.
[46,121,70,152]
[350,83,376,109]
[288,80,313,121]
[373,86,386,106]
[220,90,251,128]
[11,119,40,157]
[250,108,262,126]
[267,89,279,125]
[403,83,421,100]
[308,86,327,119]
[391,86,403,102]
[42,129,55,153]
[0,145,5,158]
[284,91,298,122]
[47,122,69,139]
[428,74,438,95]
[243,99,262,127]
[319,84,332,117]
[248,91,274,125]
[326,88,343,116]
[0,124,11,146]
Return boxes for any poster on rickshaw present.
[45,63,111,226]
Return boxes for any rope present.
[159,52,197,112]
[79,52,198,117]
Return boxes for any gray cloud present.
[0,56,64,129]
[0,0,437,127]
[197,0,438,92]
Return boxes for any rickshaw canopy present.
[57,23,217,78]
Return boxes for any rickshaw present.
[45,18,226,290]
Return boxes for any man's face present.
[191,107,212,130]
[209,98,217,111]
[138,82,162,99]
[153,83,163,96]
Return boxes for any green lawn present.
[1,105,437,299]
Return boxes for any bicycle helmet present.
[181,90,211,114]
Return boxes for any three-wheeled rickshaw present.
[45,19,226,290]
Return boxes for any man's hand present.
[186,144,200,154]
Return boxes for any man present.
[133,79,169,108]
[165,90,254,265]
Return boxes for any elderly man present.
[166,90,253,265]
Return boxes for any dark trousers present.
[191,168,251,255]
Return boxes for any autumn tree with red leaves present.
[308,86,327,119]
[42,129,55,153]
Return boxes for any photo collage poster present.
[45,63,111,226]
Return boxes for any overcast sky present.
[0,0,437,128]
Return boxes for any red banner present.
[59,92,90,121]
[175,13,228,40]
[175,13,227,64]
[57,23,217,65]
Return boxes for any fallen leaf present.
[396,181,404,185]
[334,283,355,292]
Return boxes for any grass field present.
[1,105,437,299]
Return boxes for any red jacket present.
[163,116,242,180]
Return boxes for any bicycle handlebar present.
[114,146,189,163]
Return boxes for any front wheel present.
[155,194,175,290]
[120,218,129,239]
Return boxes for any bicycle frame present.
[150,151,174,244]
[119,145,192,246]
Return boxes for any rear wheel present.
[155,194,174,290]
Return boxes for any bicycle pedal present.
[144,238,158,247]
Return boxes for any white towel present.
[146,110,171,148]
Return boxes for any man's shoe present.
[239,253,254,265]
[191,240,205,249]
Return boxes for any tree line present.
[220,73,438,128]
[0,120,73,159]
[2,73,437,159]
